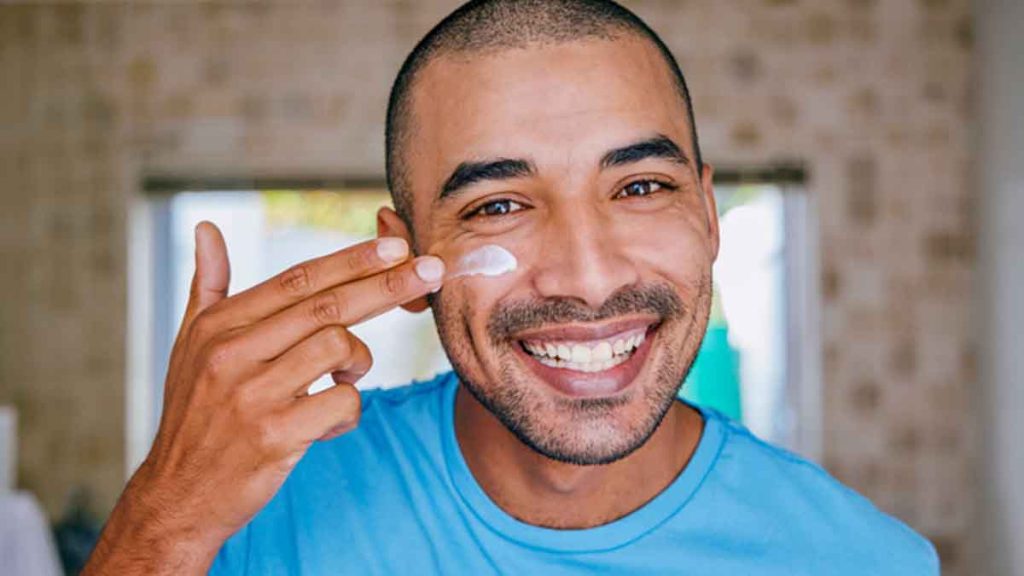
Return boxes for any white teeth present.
[522,329,650,373]
[613,338,626,355]
[570,344,591,363]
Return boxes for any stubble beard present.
[432,274,712,466]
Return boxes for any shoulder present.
[354,370,456,434]
[360,370,455,411]
[700,406,940,575]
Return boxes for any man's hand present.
[83,222,444,575]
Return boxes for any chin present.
[457,319,690,466]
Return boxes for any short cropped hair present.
[385,0,703,232]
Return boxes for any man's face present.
[403,36,718,465]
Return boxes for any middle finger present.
[236,255,445,361]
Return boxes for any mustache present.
[487,283,685,344]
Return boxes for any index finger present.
[208,237,410,328]
[234,255,445,362]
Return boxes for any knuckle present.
[202,340,234,378]
[279,263,315,296]
[346,244,376,271]
[361,345,375,373]
[310,291,345,325]
[337,386,363,422]
[228,382,259,416]
[380,268,408,296]
[254,420,283,453]
[322,326,351,357]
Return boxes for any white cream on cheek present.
[447,244,518,279]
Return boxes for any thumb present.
[187,221,231,318]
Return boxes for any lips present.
[512,317,659,398]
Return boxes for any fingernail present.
[376,238,409,263]
[414,256,445,283]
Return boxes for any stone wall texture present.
[0,1,975,573]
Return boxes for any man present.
[84,1,938,574]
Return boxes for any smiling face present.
[389,36,719,465]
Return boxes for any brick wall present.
[0,1,975,572]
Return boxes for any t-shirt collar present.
[439,372,726,553]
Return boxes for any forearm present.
[82,465,223,576]
[82,230,400,574]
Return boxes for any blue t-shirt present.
[211,371,938,575]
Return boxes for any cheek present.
[434,279,510,361]
[616,203,715,284]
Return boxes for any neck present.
[453,385,704,529]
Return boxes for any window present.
[127,175,819,472]
[165,189,449,391]
[687,183,815,449]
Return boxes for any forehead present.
[406,37,693,187]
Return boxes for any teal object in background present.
[681,323,743,422]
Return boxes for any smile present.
[520,328,646,373]
[512,318,659,398]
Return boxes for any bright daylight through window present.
[129,181,815,466]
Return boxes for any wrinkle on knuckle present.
[279,263,314,297]
[311,292,344,325]
[346,244,375,272]
[381,268,407,296]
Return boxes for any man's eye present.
[465,199,525,219]
[614,179,676,199]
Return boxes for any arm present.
[83,222,444,575]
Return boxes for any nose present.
[530,203,640,310]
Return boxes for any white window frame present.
[126,172,823,475]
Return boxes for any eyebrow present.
[600,135,690,169]
[436,134,689,203]
[438,158,536,201]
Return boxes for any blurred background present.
[0,1,1020,574]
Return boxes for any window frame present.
[126,167,821,475]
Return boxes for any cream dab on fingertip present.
[447,244,518,279]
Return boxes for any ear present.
[699,162,721,261]
[377,206,431,313]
